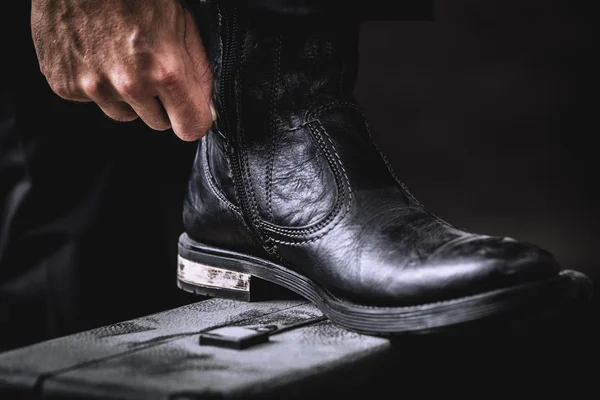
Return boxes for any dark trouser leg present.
[0,3,197,352]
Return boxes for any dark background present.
[1,0,596,350]
[356,0,598,339]
[358,0,597,285]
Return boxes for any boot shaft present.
[197,1,360,138]
[186,0,418,255]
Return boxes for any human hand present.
[31,0,215,141]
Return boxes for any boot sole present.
[177,233,593,335]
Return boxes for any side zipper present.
[218,4,276,256]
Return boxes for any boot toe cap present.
[417,235,561,302]
[365,235,561,306]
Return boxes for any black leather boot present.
[178,1,592,334]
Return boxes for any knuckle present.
[114,78,143,98]
[80,77,102,97]
[155,67,183,89]
[49,82,73,100]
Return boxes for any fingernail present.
[210,102,217,122]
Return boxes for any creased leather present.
[183,135,270,258]
[184,2,560,306]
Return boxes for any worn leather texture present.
[184,1,560,306]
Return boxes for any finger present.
[109,74,172,131]
[185,12,214,95]
[155,67,212,141]
[185,11,215,124]
[156,12,214,141]
[45,60,92,102]
[96,101,139,122]
[126,96,172,131]
[158,71,212,141]
[79,75,138,122]
[47,79,91,102]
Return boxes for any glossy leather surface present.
[184,1,560,306]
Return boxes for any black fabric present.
[0,85,198,352]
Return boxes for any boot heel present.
[176,255,287,302]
